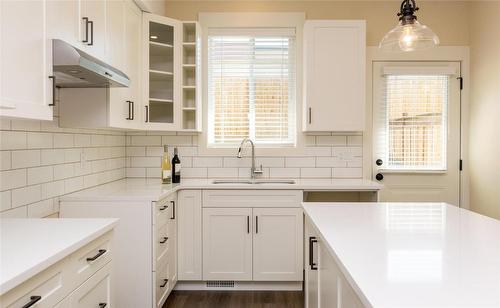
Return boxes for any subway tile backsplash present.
[0,118,126,218]
[125,132,363,181]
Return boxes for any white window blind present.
[379,74,449,170]
[207,29,296,146]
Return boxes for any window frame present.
[198,12,306,156]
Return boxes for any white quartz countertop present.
[302,202,500,308]
[0,218,118,295]
[60,178,381,202]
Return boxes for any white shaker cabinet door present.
[252,208,303,281]
[67,262,112,308]
[79,0,107,61]
[0,0,53,120]
[203,208,253,281]
[177,190,202,280]
[303,20,366,132]
[305,219,319,308]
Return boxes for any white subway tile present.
[305,136,315,146]
[130,135,161,146]
[1,191,11,211]
[91,134,107,147]
[74,134,92,147]
[28,166,54,185]
[146,168,161,178]
[332,167,363,179]
[223,157,251,168]
[316,136,347,146]
[91,160,107,173]
[285,157,315,168]
[333,147,363,159]
[347,158,363,168]
[316,157,347,168]
[0,206,27,218]
[0,131,27,150]
[127,146,146,157]
[126,168,146,178]
[64,148,82,163]
[83,173,100,188]
[238,168,270,179]
[300,168,331,178]
[74,162,92,176]
[177,146,197,157]
[41,180,65,199]
[269,168,300,178]
[130,156,160,168]
[54,164,75,180]
[11,150,40,168]
[347,135,363,146]
[0,169,26,190]
[11,185,41,207]
[255,157,284,168]
[146,146,163,157]
[0,119,11,130]
[0,151,11,171]
[83,148,99,160]
[28,199,54,218]
[207,168,238,178]
[27,132,53,149]
[304,147,331,157]
[161,135,192,146]
[182,168,207,178]
[64,176,84,193]
[193,157,223,168]
[53,133,74,148]
[41,149,65,165]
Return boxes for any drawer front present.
[67,262,112,308]
[154,193,176,226]
[67,231,113,290]
[154,262,171,308]
[154,222,171,265]
[1,260,68,308]
[203,190,303,208]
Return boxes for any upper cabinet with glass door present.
[143,14,182,131]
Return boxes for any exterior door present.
[373,61,461,206]
[202,207,252,280]
[252,208,303,281]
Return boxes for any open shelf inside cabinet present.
[181,22,200,132]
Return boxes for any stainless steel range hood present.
[52,39,130,88]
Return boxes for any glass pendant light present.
[379,0,440,52]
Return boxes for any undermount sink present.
[212,179,296,185]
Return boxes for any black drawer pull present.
[159,205,168,211]
[159,236,168,244]
[99,304,107,308]
[309,237,318,270]
[86,249,106,262]
[160,279,168,288]
[170,201,175,219]
[22,296,42,308]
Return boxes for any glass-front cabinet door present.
[143,14,181,130]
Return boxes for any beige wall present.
[163,1,471,46]
[469,1,500,220]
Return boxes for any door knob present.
[375,173,384,181]
[376,159,383,166]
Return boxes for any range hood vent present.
[52,39,130,88]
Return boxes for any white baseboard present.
[174,281,303,291]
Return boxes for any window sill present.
[377,169,447,174]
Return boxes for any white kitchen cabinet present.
[142,13,182,130]
[0,0,53,120]
[177,190,203,280]
[80,0,107,60]
[203,207,253,281]
[108,0,143,129]
[65,262,112,308]
[304,215,364,308]
[46,0,80,47]
[253,208,303,281]
[303,20,366,132]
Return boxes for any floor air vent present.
[206,281,235,288]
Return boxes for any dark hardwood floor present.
[163,291,304,308]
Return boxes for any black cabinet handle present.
[170,201,175,219]
[159,205,168,211]
[48,75,56,106]
[255,216,259,234]
[130,101,134,120]
[145,106,149,122]
[247,216,249,234]
[86,249,106,262]
[159,236,168,244]
[82,17,89,43]
[126,101,132,120]
[160,279,168,288]
[99,304,107,308]
[22,296,42,308]
[309,237,318,270]
[308,107,312,124]
[88,20,94,46]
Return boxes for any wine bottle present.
[172,147,181,183]
[161,145,172,184]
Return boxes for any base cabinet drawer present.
[203,190,302,208]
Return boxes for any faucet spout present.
[236,138,263,179]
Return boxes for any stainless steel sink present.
[212,179,296,185]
